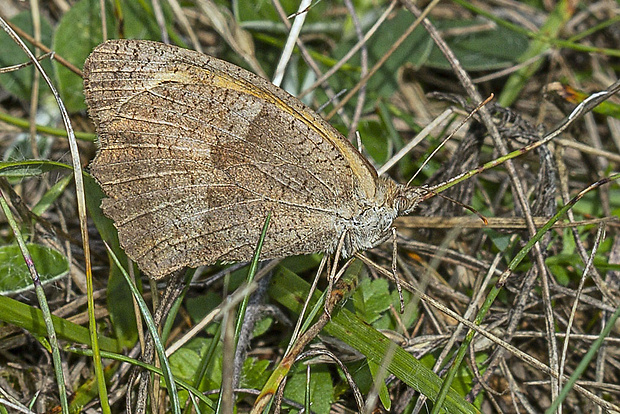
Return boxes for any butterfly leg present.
[324,231,348,317]
[392,227,405,313]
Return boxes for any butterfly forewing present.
[84,39,381,278]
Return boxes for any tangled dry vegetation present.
[0,0,618,413]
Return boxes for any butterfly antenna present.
[406,94,494,187]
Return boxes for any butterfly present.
[83,39,425,279]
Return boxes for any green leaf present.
[333,10,432,103]
[53,0,115,112]
[270,264,478,414]
[425,19,529,71]
[283,365,334,414]
[498,0,573,106]
[0,160,71,178]
[83,173,138,346]
[0,11,54,101]
[484,228,513,252]
[368,360,391,410]
[351,277,391,325]
[241,358,271,390]
[0,294,119,351]
[169,337,222,392]
[0,243,69,295]
[3,134,54,162]
[333,12,529,107]
[168,338,216,409]
[547,263,571,286]
[170,342,207,380]
[186,291,223,324]
[32,174,73,216]
[357,119,391,165]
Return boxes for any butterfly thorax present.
[332,177,424,259]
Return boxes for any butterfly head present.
[392,184,428,216]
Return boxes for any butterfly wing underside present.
[84,39,379,279]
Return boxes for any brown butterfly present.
[83,39,425,279]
